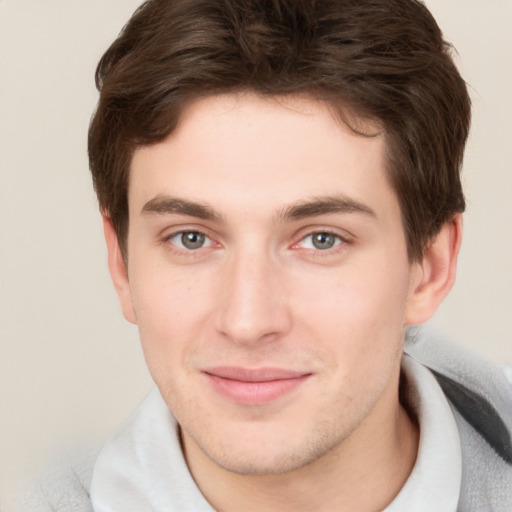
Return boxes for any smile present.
[203,367,312,406]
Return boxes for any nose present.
[214,248,292,345]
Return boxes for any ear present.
[102,214,137,325]
[405,214,463,325]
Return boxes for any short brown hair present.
[89,0,470,261]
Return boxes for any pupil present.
[182,232,205,249]
[313,233,335,249]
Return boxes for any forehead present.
[129,93,397,222]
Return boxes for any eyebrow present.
[141,195,222,221]
[277,195,377,222]
[141,194,376,223]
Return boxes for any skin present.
[104,93,461,511]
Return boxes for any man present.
[26,0,512,510]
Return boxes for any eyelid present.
[292,225,352,243]
[299,232,343,250]
[289,227,354,257]
[169,231,214,250]
[161,225,220,252]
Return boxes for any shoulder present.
[405,327,512,510]
[404,326,512,420]
[18,446,97,512]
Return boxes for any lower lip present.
[205,374,310,406]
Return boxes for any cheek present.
[127,262,216,369]
[294,264,409,411]
[294,256,410,361]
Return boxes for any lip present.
[203,367,312,406]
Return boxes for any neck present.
[183,374,418,512]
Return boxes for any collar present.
[385,355,461,511]
[90,388,213,511]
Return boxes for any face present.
[115,93,424,476]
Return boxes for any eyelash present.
[293,230,349,255]
[163,230,215,252]
[161,229,351,256]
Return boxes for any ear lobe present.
[405,214,463,326]
[102,215,137,325]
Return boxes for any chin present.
[189,421,349,477]
[206,450,317,476]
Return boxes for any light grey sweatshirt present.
[20,329,512,511]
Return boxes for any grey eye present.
[312,232,337,250]
[181,231,206,250]
[168,231,212,250]
[299,232,342,251]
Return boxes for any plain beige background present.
[0,0,511,508]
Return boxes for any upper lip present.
[204,367,311,382]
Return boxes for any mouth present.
[203,367,312,406]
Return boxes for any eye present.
[299,232,343,251]
[168,231,213,250]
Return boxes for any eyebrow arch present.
[141,195,222,221]
[277,195,376,222]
